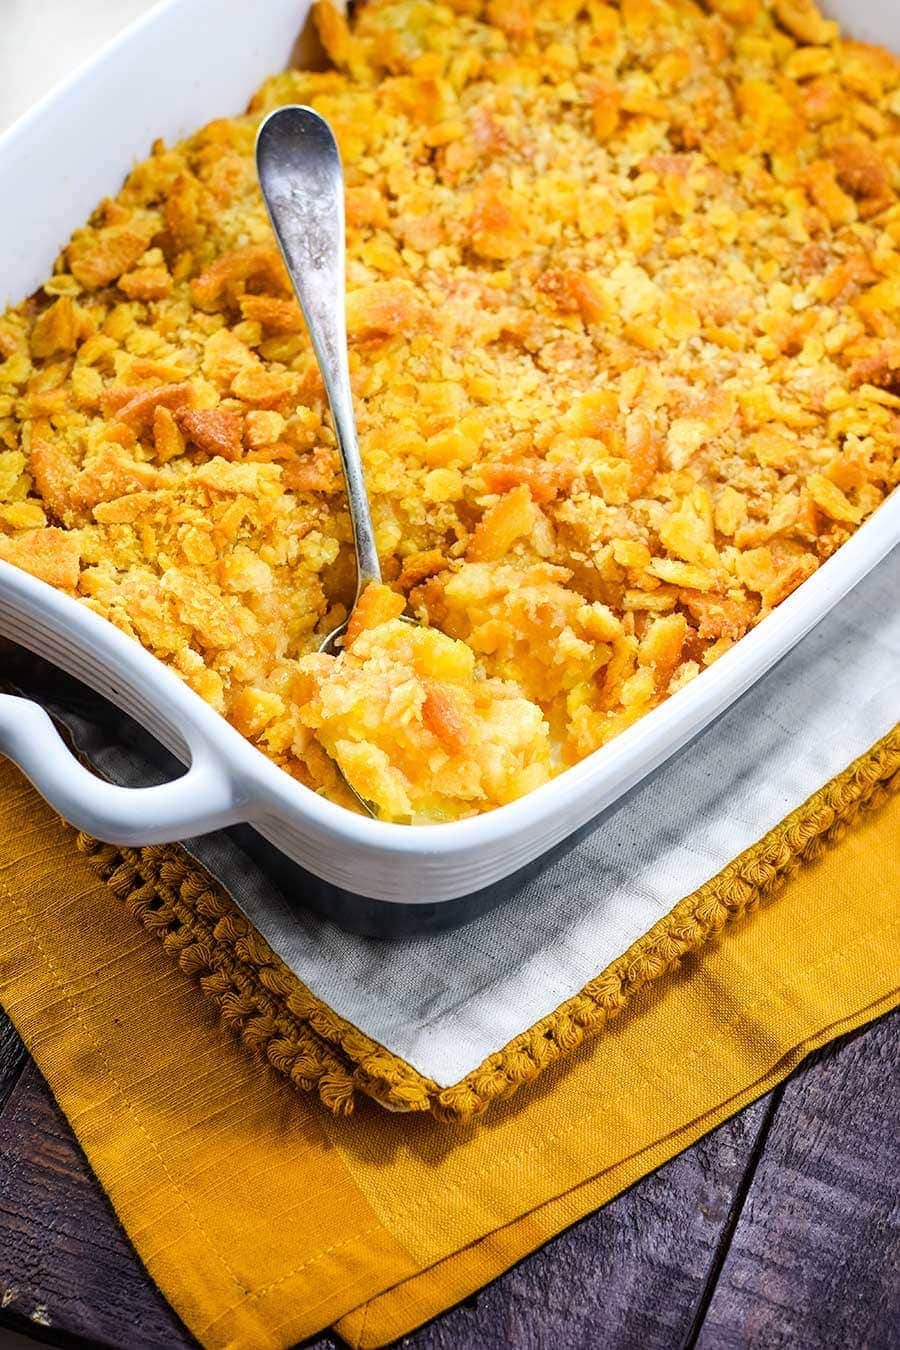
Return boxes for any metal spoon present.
[256,104,381,658]
[256,105,400,818]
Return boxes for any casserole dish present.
[0,0,898,929]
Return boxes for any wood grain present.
[378,1102,775,1350]
[0,1009,27,1114]
[695,1012,900,1350]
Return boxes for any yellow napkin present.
[0,738,897,1349]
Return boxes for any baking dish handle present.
[0,693,247,845]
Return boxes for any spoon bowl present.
[256,105,380,627]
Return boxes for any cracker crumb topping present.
[1,0,897,820]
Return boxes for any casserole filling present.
[296,584,552,821]
[0,0,898,821]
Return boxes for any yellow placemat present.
[0,738,897,1348]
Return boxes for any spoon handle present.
[256,105,381,595]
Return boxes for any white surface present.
[0,0,897,1084]
[0,0,311,306]
[0,0,157,134]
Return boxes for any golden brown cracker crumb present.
[1,0,897,817]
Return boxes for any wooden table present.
[0,1004,896,1349]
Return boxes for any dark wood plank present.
[0,1008,28,1115]
[383,1101,774,1350]
[695,1010,899,1350]
[0,1046,194,1350]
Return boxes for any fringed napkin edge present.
[65,724,899,1122]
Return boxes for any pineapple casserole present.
[0,0,898,822]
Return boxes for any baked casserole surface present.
[0,0,898,821]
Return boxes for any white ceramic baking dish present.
[1,0,898,922]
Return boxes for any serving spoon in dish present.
[256,103,386,660]
[257,104,406,818]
